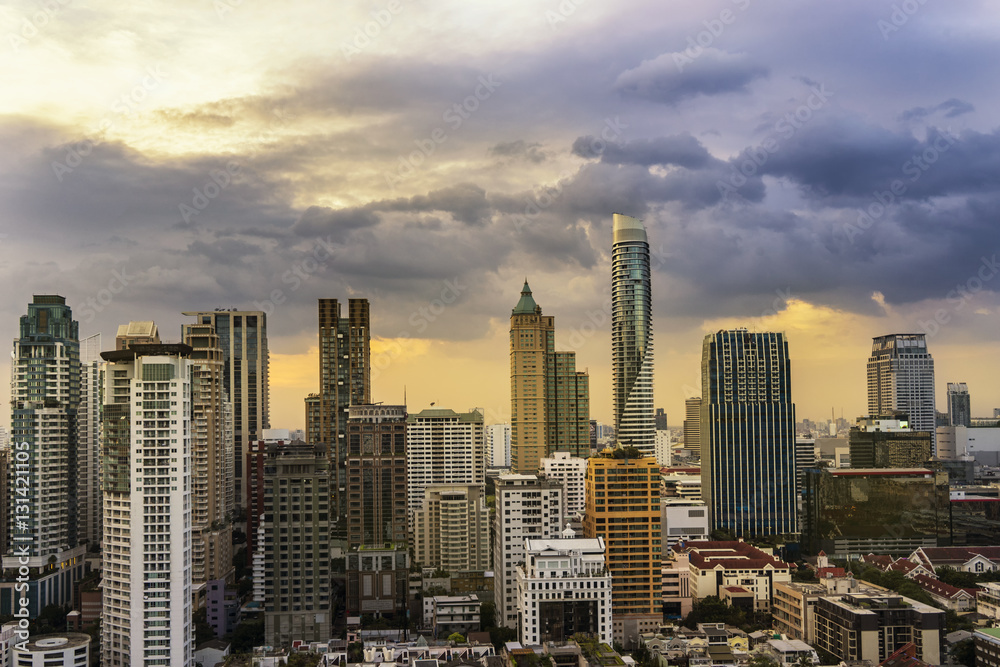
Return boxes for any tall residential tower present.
[867,334,936,453]
[611,214,655,455]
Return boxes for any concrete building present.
[867,334,936,454]
[100,343,193,667]
[583,449,661,641]
[13,634,90,666]
[206,579,239,638]
[848,415,932,469]
[346,545,409,619]
[78,333,103,549]
[245,430,293,559]
[908,545,1000,572]
[661,499,710,549]
[494,475,564,629]
[487,423,511,468]
[661,466,703,501]
[686,541,791,612]
[813,592,943,665]
[662,551,692,620]
[406,408,485,517]
[182,320,236,591]
[947,383,971,428]
[346,405,408,550]
[413,484,490,572]
[183,310,269,513]
[257,440,331,646]
[509,281,590,473]
[654,430,672,467]
[701,330,798,537]
[978,582,1000,620]
[794,438,816,495]
[423,595,481,639]
[611,214,655,456]
[115,320,159,349]
[771,577,883,643]
[683,397,702,455]
[975,628,1000,667]
[539,451,587,521]
[515,534,612,645]
[3,295,85,617]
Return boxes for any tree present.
[480,601,496,630]
[937,566,978,589]
[489,626,516,651]
[952,638,975,667]
[230,618,264,653]
[448,632,466,644]
[747,654,779,667]
[795,655,814,667]
[194,607,216,645]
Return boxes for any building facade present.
[305,298,370,551]
[493,475,564,629]
[406,408,485,517]
[867,334,936,454]
[100,343,193,667]
[183,310,269,511]
[78,333,103,550]
[947,383,971,428]
[683,397,701,455]
[686,541,791,611]
[413,484,491,572]
[509,282,590,473]
[583,449,661,640]
[486,423,511,468]
[701,329,797,537]
[848,416,932,469]
[346,405,407,551]
[515,535,612,645]
[611,214,655,456]
[539,452,587,521]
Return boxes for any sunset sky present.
[3,0,1000,431]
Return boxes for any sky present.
[2,0,1000,431]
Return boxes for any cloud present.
[489,140,549,163]
[614,49,769,104]
[900,98,975,122]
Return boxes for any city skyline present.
[3,1,1000,433]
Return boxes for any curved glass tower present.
[611,213,655,454]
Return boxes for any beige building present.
[183,321,236,592]
[772,578,884,643]
[686,541,791,612]
[413,484,490,572]
[115,320,160,349]
[509,281,589,473]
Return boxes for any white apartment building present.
[406,409,485,516]
[539,452,587,520]
[101,343,193,667]
[516,534,612,645]
[413,484,491,572]
[487,423,511,468]
[78,333,104,549]
[661,499,709,548]
[494,475,564,629]
[654,430,672,467]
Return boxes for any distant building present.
[683,397,702,455]
[13,634,91,666]
[908,545,1000,573]
[848,415,932,469]
[947,383,971,428]
[423,595,481,639]
[539,451,587,520]
[406,408,485,517]
[487,423,511,468]
[346,405,408,550]
[515,534,612,645]
[794,438,816,494]
[413,484,490,573]
[346,545,409,619]
[686,541,791,612]
[206,579,240,637]
[867,334,936,454]
[803,468,949,556]
[78,333,103,549]
[655,408,668,431]
[654,430,672,467]
[662,551,693,620]
[660,499,709,549]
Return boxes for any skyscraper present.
[947,382,971,428]
[611,213,655,455]
[509,282,590,473]
[405,408,484,517]
[78,333,104,549]
[182,320,236,589]
[100,342,193,667]
[867,334,936,453]
[683,397,702,455]
[306,298,370,551]
[345,405,407,551]
[183,310,269,511]
[3,295,85,616]
[701,329,797,537]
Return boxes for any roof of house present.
[685,541,790,570]
[914,546,1000,565]
[912,574,975,600]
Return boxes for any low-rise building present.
[685,541,792,612]
[911,574,976,611]
[908,546,1000,573]
[772,577,885,643]
[976,628,1000,667]
[757,639,819,667]
[979,582,1000,619]
[423,595,481,639]
[660,499,709,550]
[662,551,692,620]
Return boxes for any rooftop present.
[684,541,790,570]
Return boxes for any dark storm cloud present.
[900,98,975,122]
[377,183,494,226]
[489,140,548,164]
[291,206,380,238]
[614,49,769,105]
[581,134,721,169]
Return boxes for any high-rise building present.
[509,282,590,473]
[611,213,655,455]
[406,408,485,516]
[305,298,370,551]
[486,423,511,468]
[346,405,407,551]
[848,416,932,469]
[256,439,331,646]
[78,333,104,549]
[100,342,193,667]
[245,429,294,561]
[701,329,797,537]
[583,449,662,642]
[3,295,85,617]
[683,397,702,455]
[182,321,236,589]
[539,451,587,521]
[413,484,491,573]
[493,475,564,629]
[655,408,667,431]
[183,310,269,511]
[867,334,936,454]
[948,383,971,428]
